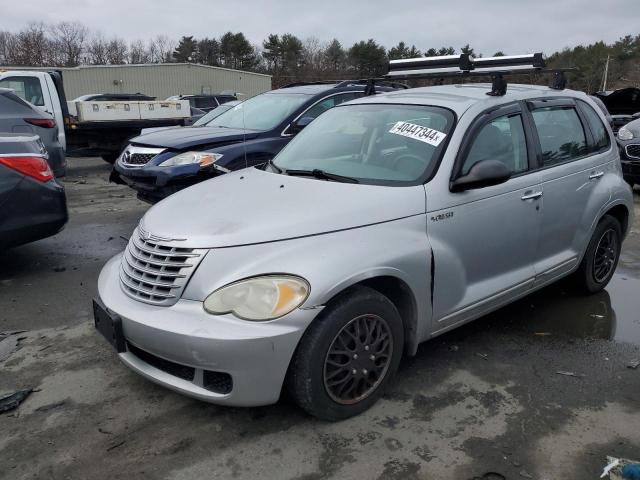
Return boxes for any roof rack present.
[280,79,410,91]
[280,80,343,88]
[374,52,574,96]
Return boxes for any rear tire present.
[574,215,622,293]
[287,286,404,421]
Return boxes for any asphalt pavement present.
[1,157,639,480]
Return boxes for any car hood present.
[130,126,260,150]
[139,168,426,248]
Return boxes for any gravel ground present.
[1,157,639,480]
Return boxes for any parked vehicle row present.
[0,69,236,163]
[111,81,405,203]
[166,93,238,113]
[94,53,634,420]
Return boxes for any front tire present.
[287,286,404,421]
[575,215,622,293]
[101,153,119,164]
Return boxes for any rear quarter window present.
[577,100,611,152]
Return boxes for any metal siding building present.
[5,63,272,99]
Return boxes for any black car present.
[113,81,405,203]
[0,133,68,249]
[166,94,238,113]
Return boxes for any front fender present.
[182,215,432,342]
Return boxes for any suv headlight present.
[203,275,310,321]
[618,127,634,141]
[159,151,223,167]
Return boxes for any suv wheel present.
[575,215,622,293]
[287,286,403,421]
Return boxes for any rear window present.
[0,91,36,113]
[530,105,588,166]
[578,100,611,152]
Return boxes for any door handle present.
[589,171,604,180]
[521,191,543,201]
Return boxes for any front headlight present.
[158,151,223,167]
[203,275,310,321]
[618,127,634,141]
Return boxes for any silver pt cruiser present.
[95,65,634,420]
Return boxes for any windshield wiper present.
[285,168,359,184]
[267,158,283,173]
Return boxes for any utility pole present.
[601,54,610,92]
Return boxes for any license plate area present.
[93,298,126,353]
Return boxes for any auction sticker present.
[389,122,447,146]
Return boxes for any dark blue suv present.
[112,81,404,203]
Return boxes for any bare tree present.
[105,38,128,64]
[87,33,108,64]
[129,39,150,64]
[50,21,87,66]
[0,31,13,65]
[8,23,51,66]
[149,35,175,63]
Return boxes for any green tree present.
[173,36,196,62]
[388,41,421,60]
[348,39,387,76]
[323,38,346,72]
[197,38,220,65]
[262,34,281,72]
[438,46,455,55]
[219,32,257,70]
[460,44,475,58]
[280,33,304,74]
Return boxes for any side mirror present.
[450,160,511,192]
[289,116,314,135]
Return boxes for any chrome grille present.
[120,229,207,306]
[120,145,165,167]
[626,144,640,160]
[128,153,157,165]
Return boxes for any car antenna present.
[242,97,247,168]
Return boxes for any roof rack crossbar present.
[280,80,342,88]
[332,79,410,90]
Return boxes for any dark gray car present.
[0,133,68,249]
[0,88,66,177]
[617,116,640,187]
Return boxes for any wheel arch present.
[603,203,630,237]
[317,274,421,357]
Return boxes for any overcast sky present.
[2,0,638,55]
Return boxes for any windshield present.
[193,102,237,126]
[272,104,455,185]
[206,93,308,131]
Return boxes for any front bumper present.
[621,160,640,183]
[113,161,224,203]
[97,254,320,406]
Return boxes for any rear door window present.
[577,100,611,152]
[303,92,365,120]
[529,105,588,166]
[461,113,529,175]
[0,76,45,106]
